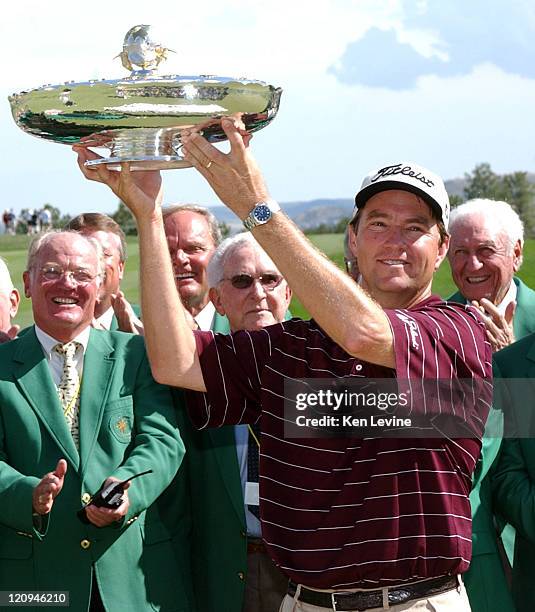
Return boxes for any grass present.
[3,233,535,327]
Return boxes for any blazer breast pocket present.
[106,396,134,444]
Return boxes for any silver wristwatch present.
[242,199,281,231]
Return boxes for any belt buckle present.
[330,592,341,611]
[330,591,358,612]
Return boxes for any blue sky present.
[332,0,535,88]
[2,0,535,218]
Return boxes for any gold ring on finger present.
[206,160,213,169]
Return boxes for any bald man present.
[0,256,20,343]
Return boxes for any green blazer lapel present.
[446,290,467,304]
[513,278,535,338]
[13,328,79,470]
[211,312,231,334]
[78,329,116,474]
[208,427,246,525]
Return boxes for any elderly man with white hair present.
[448,198,535,348]
[0,256,20,343]
[207,231,292,331]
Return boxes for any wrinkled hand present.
[0,325,19,344]
[111,292,144,335]
[85,478,131,527]
[472,298,516,352]
[72,147,163,221]
[181,118,268,218]
[32,459,67,515]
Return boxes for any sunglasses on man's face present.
[224,273,283,291]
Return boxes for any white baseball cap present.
[352,162,450,230]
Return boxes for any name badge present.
[245,482,259,506]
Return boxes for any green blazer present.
[449,277,535,611]
[493,335,535,612]
[462,406,516,612]
[0,327,188,612]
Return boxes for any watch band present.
[243,199,281,231]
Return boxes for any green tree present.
[60,214,72,227]
[334,216,351,233]
[219,221,231,239]
[448,194,464,209]
[500,172,535,238]
[112,201,137,236]
[463,163,535,238]
[463,163,502,200]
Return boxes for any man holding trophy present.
[74,115,491,612]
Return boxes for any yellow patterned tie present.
[53,342,81,448]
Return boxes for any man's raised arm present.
[73,148,206,390]
[181,120,395,368]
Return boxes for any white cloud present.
[3,0,402,89]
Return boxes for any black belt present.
[287,575,458,611]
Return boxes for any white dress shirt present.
[34,325,90,384]
[95,306,115,331]
[194,301,216,332]
[496,280,518,316]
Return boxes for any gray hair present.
[207,232,276,288]
[65,212,128,262]
[162,204,222,246]
[450,198,524,248]
[26,230,104,281]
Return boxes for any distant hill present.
[444,177,466,198]
[209,173,535,232]
[208,198,354,232]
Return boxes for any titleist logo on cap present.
[371,164,435,189]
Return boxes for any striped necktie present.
[53,342,81,447]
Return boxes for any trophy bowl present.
[8,25,282,170]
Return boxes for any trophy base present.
[80,127,200,171]
[85,155,192,171]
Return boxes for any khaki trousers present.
[278,577,470,611]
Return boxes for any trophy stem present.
[84,127,192,171]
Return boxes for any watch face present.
[253,204,271,223]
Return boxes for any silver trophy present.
[8,25,282,170]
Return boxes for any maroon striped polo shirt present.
[186,296,492,588]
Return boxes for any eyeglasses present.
[223,273,283,291]
[40,265,98,285]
